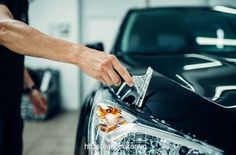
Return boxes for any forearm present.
[0,19,82,64]
[0,5,134,86]
[24,69,47,114]
[23,69,34,87]
[0,4,83,65]
[0,5,13,20]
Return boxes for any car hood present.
[117,53,236,152]
[118,53,236,108]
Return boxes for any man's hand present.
[0,5,134,86]
[29,89,47,115]
[77,47,134,87]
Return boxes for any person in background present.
[24,68,47,115]
[0,0,134,154]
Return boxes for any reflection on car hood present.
[119,53,236,108]
[117,53,236,153]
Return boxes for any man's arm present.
[24,68,47,115]
[0,5,134,86]
[0,4,13,19]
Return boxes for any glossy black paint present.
[118,53,236,107]
[115,52,236,154]
[141,70,236,154]
[74,88,97,155]
[75,7,236,155]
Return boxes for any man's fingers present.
[33,101,42,115]
[111,56,134,87]
[34,96,47,114]
[102,73,113,86]
[33,108,39,115]
[41,97,48,111]
[98,78,106,85]
[107,69,121,86]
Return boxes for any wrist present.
[70,44,87,66]
[25,84,37,94]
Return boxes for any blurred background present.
[22,0,236,155]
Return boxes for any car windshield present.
[119,7,236,54]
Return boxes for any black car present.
[75,6,236,155]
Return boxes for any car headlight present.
[87,90,223,155]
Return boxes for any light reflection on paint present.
[225,58,236,64]
[183,54,222,70]
[213,6,236,15]
[212,85,236,101]
[196,37,236,47]
[210,85,236,109]
[176,74,196,92]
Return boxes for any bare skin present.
[24,69,47,115]
[0,5,134,87]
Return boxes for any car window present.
[119,8,236,54]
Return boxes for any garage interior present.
[21,0,236,155]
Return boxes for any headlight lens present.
[87,91,223,155]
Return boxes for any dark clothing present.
[0,113,24,155]
[0,0,29,154]
[0,0,28,117]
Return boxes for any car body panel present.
[75,6,236,155]
[118,53,236,108]
[140,70,236,152]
